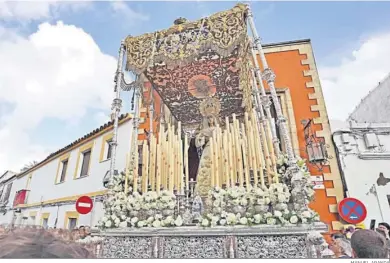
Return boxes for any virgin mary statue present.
[194,97,221,197]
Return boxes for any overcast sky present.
[1,1,390,173]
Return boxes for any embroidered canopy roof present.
[124,4,253,126]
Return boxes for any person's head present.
[71,229,80,241]
[0,229,94,258]
[351,229,389,258]
[78,226,86,238]
[330,238,352,258]
[84,226,91,236]
[378,222,390,236]
[330,233,344,242]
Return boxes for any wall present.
[0,118,133,227]
[333,122,390,226]
[259,40,344,231]
[349,73,390,123]
[0,176,17,225]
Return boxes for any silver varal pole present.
[249,45,280,157]
[130,80,142,190]
[247,6,309,212]
[108,40,125,188]
[247,7,295,165]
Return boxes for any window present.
[1,183,12,203]
[41,213,50,229]
[64,211,79,229]
[80,150,91,177]
[30,216,36,225]
[59,160,68,183]
[99,133,113,162]
[68,218,77,230]
[74,142,94,180]
[42,218,49,229]
[106,139,113,160]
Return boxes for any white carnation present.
[239,217,248,225]
[253,214,262,224]
[274,211,283,218]
[302,211,311,218]
[137,221,146,227]
[289,215,298,224]
[201,219,209,227]
[174,216,183,227]
[153,220,161,228]
[266,218,276,225]
[219,219,227,226]
[131,217,139,224]
[119,222,127,228]
[105,221,112,228]
[114,218,120,224]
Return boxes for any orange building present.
[137,39,344,234]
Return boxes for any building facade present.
[0,171,17,225]
[332,74,390,227]
[332,122,390,226]
[0,114,133,229]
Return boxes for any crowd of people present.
[0,222,389,258]
[0,224,99,258]
[328,222,390,258]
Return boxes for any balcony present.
[13,189,29,208]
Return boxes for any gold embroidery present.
[124,4,249,73]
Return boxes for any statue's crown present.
[199,97,221,117]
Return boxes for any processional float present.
[97,4,328,259]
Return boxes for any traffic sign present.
[76,196,93,215]
[338,197,367,224]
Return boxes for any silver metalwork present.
[249,45,280,156]
[108,40,126,188]
[95,223,328,258]
[247,8,296,164]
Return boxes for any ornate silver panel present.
[161,236,226,258]
[102,236,153,258]
[236,235,308,258]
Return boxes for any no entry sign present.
[338,197,367,224]
[76,196,93,215]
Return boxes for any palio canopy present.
[124,4,253,126]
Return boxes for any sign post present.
[76,196,93,215]
[338,197,367,224]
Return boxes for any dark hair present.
[0,229,94,258]
[331,233,344,239]
[378,222,390,231]
[351,229,388,258]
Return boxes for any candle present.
[241,123,250,189]
[251,110,265,187]
[210,136,215,188]
[133,147,139,194]
[124,153,129,194]
[184,134,189,192]
[156,142,161,193]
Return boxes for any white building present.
[0,113,134,229]
[0,171,17,225]
[332,73,390,227]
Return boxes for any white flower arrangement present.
[76,236,104,244]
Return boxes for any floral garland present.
[199,154,320,227]
[99,170,183,229]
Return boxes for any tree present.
[20,161,38,173]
